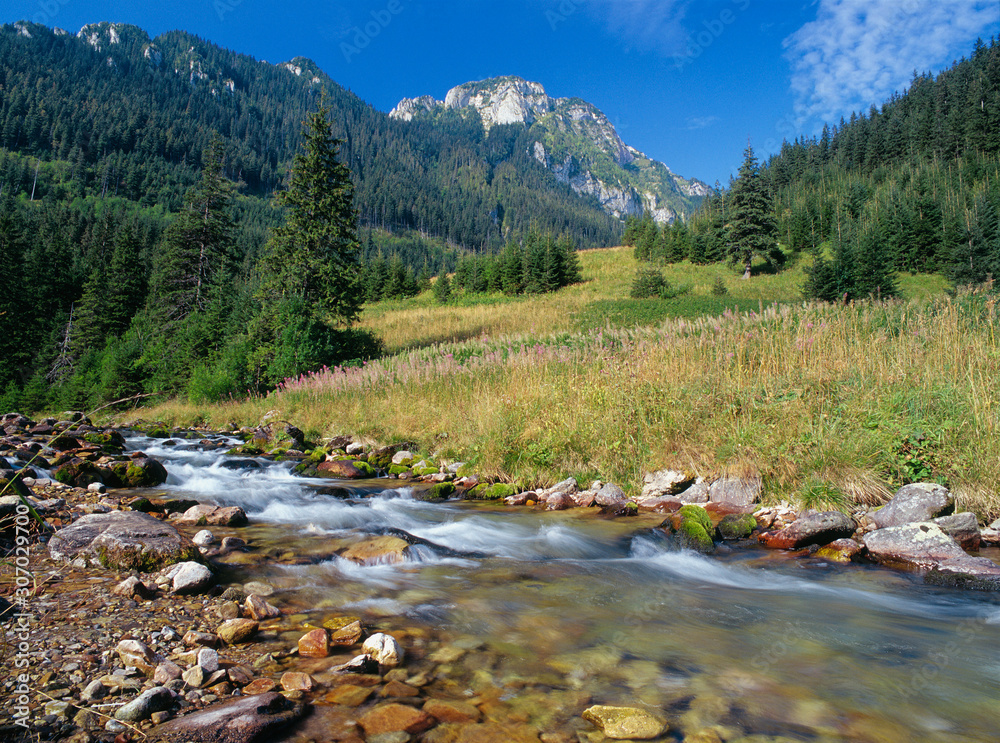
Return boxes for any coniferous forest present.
[0,21,617,410]
[631,38,1000,302]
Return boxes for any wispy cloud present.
[685,115,719,130]
[582,0,691,54]
[784,0,1000,130]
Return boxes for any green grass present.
[119,249,1000,520]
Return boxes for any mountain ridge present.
[391,75,710,223]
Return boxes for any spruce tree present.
[728,144,777,278]
[257,102,361,325]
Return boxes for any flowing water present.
[133,434,1000,741]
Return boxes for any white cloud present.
[784,0,1000,130]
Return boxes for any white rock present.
[192,530,216,547]
[196,648,219,673]
[362,632,404,667]
[163,561,213,595]
[391,450,414,465]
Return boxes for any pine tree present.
[151,136,236,323]
[728,144,777,278]
[433,272,451,304]
[257,102,361,325]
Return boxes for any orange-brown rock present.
[330,620,364,645]
[381,680,420,697]
[424,698,482,723]
[358,703,436,736]
[339,536,410,566]
[324,684,373,707]
[280,671,314,692]
[297,628,330,658]
[242,678,278,695]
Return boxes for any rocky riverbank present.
[2,412,1000,743]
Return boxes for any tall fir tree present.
[728,144,778,278]
[257,102,361,325]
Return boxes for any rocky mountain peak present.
[389,75,708,223]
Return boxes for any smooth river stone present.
[298,628,330,658]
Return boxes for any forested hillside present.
[0,19,632,410]
[633,37,1000,300]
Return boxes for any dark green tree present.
[433,272,451,304]
[257,102,361,325]
[728,144,778,277]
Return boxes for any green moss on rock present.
[428,482,456,499]
[716,513,758,540]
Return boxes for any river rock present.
[924,556,1000,590]
[872,483,953,528]
[217,618,259,645]
[661,504,714,552]
[48,511,200,572]
[340,536,410,565]
[594,483,627,507]
[153,692,305,742]
[716,512,757,540]
[317,459,376,479]
[330,619,364,645]
[115,686,174,722]
[162,561,214,594]
[176,504,249,527]
[198,648,220,672]
[364,632,404,667]
[359,703,435,737]
[760,511,856,549]
[112,575,154,600]
[582,705,667,740]
[298,628,330,658]
[708,476,761,507]
[932,512,981,550]
[280,671,314,692]
[119,455,169,487]
[117,639,158,675]
[423,698,482,723]
[814,538,863,562]
[154,661,184,684]
[641,470,696,500]
[193,530,216,546]
[861,522,968,571]
[545,492,575,510]
[183,664,208,688]
[245,594,281,620]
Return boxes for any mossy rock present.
[124,458,169,487]
[663,504,715,553]
[469,483,516,501]
[306,448,327,463]
[716,512,758,541]
[414,466,440,476]
[53,460,104,488]
[146,426,172,439]
[428,482,456,499]
[389,464,412,476]
[227,445,263,456]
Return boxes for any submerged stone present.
[582,704,667,740]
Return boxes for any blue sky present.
[4,0,999,185]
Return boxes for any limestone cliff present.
[390,76,708,223]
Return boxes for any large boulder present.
[862,522,967,571]
[871,483,953,528]
[48,511,200,571]
[594,482,628,508]
[708,476,761,507]
[153,692,305,742]
[760,511,856,549]
[924,556,1000,590]
[932,512,981,551]
[640,470,696,500]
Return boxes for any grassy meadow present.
[123,248,1000,520]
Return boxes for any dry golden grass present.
[133,286,1000,520]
